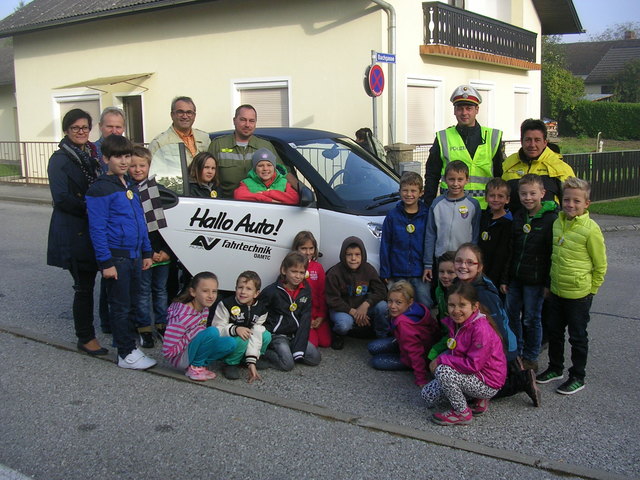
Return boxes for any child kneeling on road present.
[325,236,388,349]
[421,282,506,425]
[261,252,321,371]
[213,271,271,383]
[163,272,236,381]
[368,281,440,388]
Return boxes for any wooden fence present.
[563,151,640,201]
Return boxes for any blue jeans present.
[187,327,236,367]
[99,278,110,332]
[104,256,141,358]
[389,277,433,309]
[506,281,545,361]
[137,263,170,329]
[330,300,390,338]
[547,293,593,381]
[264,335,321,371]
[367,337,409,371]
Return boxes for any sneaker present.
[469,398,489,415]
[524,369,541,407]
[331,333,345,350]
[222,364,241,380]
[186,365,216,381]
[255,357,273,370]
[139,332,155,349]
[536,368,564,384]
[432,407,473,426]
[117,348,157,370]
[556,376,585,395]
[521,358,539,372]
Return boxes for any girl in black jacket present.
[261,252,321,371]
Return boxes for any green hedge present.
[567,101,640,140]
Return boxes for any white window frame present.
[405,75,444,144]
[513,84,532,140]
[231,77,292,127]
[52,91,100,139]
[469,79,495,128]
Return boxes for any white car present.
[153,128,400,291]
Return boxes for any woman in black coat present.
[47,109,108,355]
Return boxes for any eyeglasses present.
[454,259,479,267]
[68,126,90,133]
[173,109,196,116]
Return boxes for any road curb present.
[0,325,632,480]
[0,195,51,206]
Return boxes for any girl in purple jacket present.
[368,281,439,387]
[421,282,507,426]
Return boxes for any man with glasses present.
[149,96,210,167]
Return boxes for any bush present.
[567,101,640,140]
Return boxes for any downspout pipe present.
[370,0,396,145]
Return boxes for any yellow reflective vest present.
[437,126,502,208]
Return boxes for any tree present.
[589,22,640,41]
[613,59,640,103]
[541,36,584,123]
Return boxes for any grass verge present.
[589,197,640,217]
[0,164,20,177]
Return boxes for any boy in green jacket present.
[536,177,607,395]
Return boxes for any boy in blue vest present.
[380,171,432,308]
[86,134,156,370]
[504,174,557,372]
[537,177,607,394]
[423,160,481,283]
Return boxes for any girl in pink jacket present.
[421,282,506,426]
[368,281,439,387]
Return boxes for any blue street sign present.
[376,52,396,63]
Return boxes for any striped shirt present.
[162,302,209,368]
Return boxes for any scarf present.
[59,136,100,185]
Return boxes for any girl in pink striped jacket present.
[162,272,235,381]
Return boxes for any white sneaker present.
[117,348,157,370]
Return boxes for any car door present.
[162,196,320,291]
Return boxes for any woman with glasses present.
[47,109,108,356]
[454,243,540,407]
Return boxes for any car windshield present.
[289,137,399,212]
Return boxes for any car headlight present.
[367,222,383,239]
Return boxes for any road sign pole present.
[371,50,378,139]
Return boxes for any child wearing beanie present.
[233,148,300,205]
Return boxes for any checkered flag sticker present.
[138,174,167,231]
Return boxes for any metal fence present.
[410,144,639,202]
[1,140,638,202]
[0,141,58,185]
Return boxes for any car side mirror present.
[299,184,316,207]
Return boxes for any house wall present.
[0,84,17,141]
[396,0,542,143]
[11,0,543,146]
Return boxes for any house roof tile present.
[0,0,214,37]
[0,44,14,86]
[586,44,640,83]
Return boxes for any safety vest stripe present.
[437,129,449,164]
[215,152,252,161]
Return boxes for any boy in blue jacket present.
[86,135,156,370]
[380,171,432,308]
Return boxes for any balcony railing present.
[422,2,537,64]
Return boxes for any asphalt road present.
[0,200,638,480]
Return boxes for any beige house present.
[0,0,581,152]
